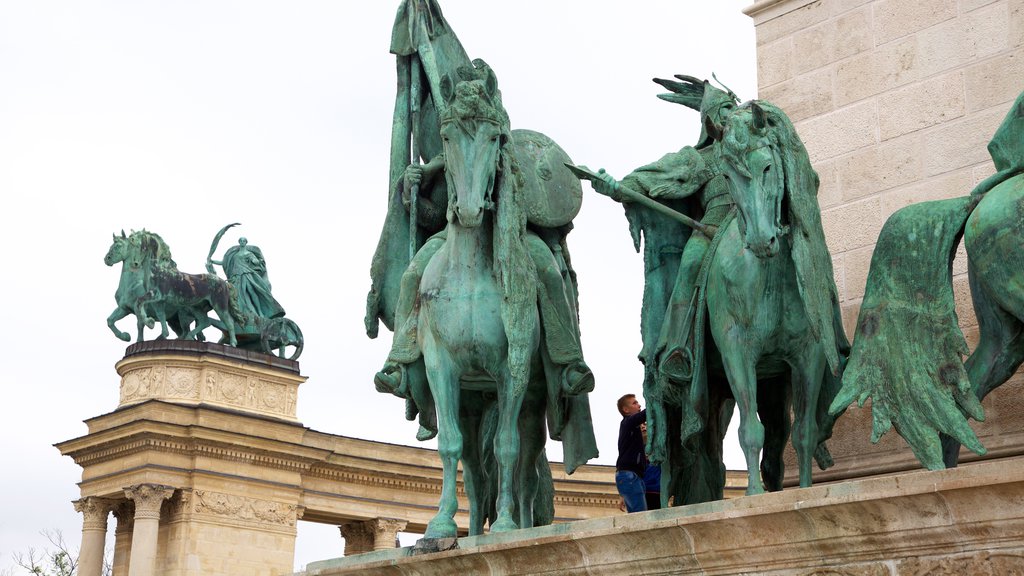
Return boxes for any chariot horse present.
[694,101,848,494]
[105,230,241,346]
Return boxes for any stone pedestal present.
[59,341,624,575]
[300,457,1024,575]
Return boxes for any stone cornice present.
[743,0,817,23]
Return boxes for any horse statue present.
[831,91,1024,470]
[699,101,848,494]
[410,64,595,539]
[105,230,241,346]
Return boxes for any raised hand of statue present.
[592,168,626,203]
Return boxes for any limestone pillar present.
[111,501,135,576]
[371,518,407,551]
[339,518,407,555]
[73,497,114,576]
[123,484,175,576]
[339,522,373,556]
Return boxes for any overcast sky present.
[0,1,756,569]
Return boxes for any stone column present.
[340,518,408,555]
[339,521,373,556]
[123,484,175,576]
[371,518,408,551]
[111,501,135,576]
[73,497,114,576]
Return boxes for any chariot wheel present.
[260,317,304,360]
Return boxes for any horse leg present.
[423,346,462,539]
[491,368,526,533]
[790,351,826,488]
[516,380,548,529]
[758,375,791,492]
[720,347,765,495]
[942,270,1024,466]
[107,307,132,342]
[458,390,488,536]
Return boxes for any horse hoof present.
[374,364,407,397]
[425,518,457,540]
[118,334,131,342]
[416,425,437,441]
[489,517,518,533]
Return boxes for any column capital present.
[339,521,374,556]
[123,484,175,521]
[370,517,408,551]
[73,497,116,531]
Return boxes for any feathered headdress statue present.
[653,74,740,148]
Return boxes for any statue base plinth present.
[300,456,1024,575]
[412,537,458,555]
[116,340,305,421]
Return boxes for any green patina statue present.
[575,85,847,499]
[831,90,1024,470]
[105,225,303,359]
[365,1,597,539]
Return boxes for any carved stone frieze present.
[897,551,1024,575]
[193,490,300,527]
[117,356,301,420]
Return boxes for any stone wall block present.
[833,253,847,301]
[758,38,794,88]
[953,274,979,327]
[832,0,875,16]
[841,299,862,345]
[964,49,1024,112]
[919,4,1010,77]
[799,100,879,163]
[817,159,842,208]
[973,161,997,186]
[837,134,924,200]
[922,106,1007,177]
[759,68,835,123]
[821,196,884,253]
[873,0,956,44]
[843,245,876,301]
[952,242,969,276]
[1012,0,1024,46]
[961,0,1002,10]
[755,0,831,45]
[836,37,921,105]
[880,169,974,220]
[793,7,873,74]
[878,71,967,141]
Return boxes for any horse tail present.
[494,143,537,397]
[829,196,986,469]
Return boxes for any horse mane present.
[745,100,846,374]
[442,61,537,395]
[130,229,177,270]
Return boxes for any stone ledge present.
[300,457,1024,575]
[124,339,300,374]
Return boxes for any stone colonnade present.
[73,486,407,575]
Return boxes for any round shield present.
[511,129,583,228]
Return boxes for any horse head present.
[104,230,129,266]
[438,60,510,228]
[714,101,788,259]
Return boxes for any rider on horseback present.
[373,62,595,439]
[592,76,740,384]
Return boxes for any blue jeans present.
[615,470,648,513]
